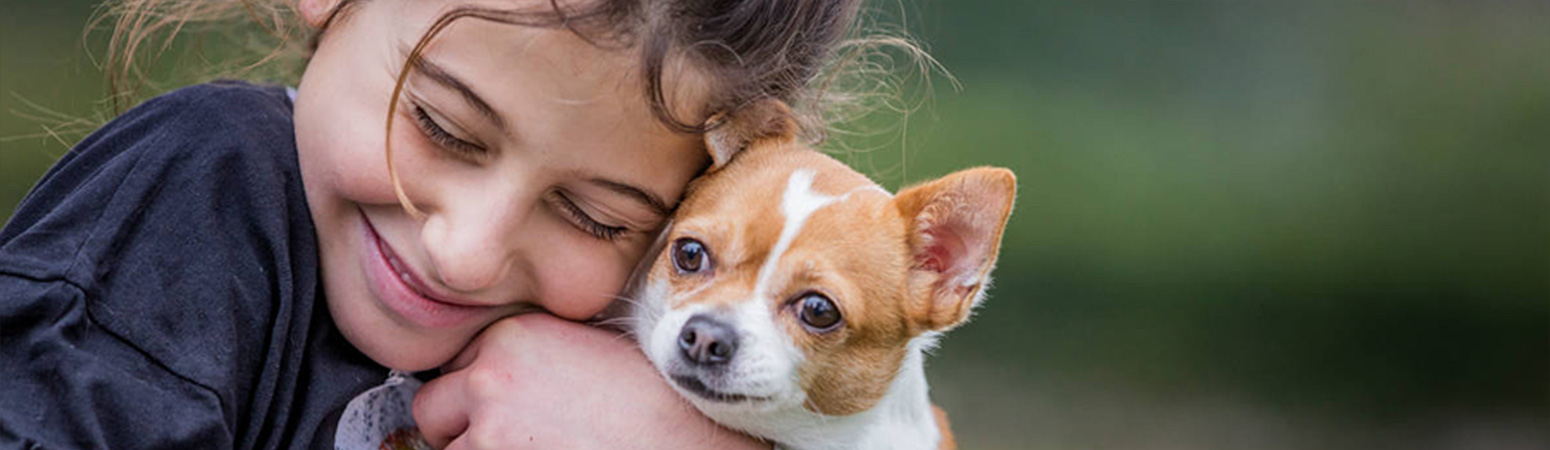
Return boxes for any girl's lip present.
[360,211,491,328]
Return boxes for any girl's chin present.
[328,297,468,372]
[359,331,466,372]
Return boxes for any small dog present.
[623,100,1016,450]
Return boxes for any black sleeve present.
[0,274,232,448]
[0,82,316,449]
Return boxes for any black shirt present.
[0,81,386,449]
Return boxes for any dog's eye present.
[672,238,710,274]
[797,293,842,332]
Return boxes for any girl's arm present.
[413,313,768,449]
[0,273,236,447]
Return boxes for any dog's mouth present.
[670,375,772,403]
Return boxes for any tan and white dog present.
[624,101,1016,450]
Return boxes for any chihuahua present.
[623,100,1015,450]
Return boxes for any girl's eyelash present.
[410,103,621,242]
[412,104,486,156]
[553,193,629,241]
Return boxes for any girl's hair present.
[96,0,932,144]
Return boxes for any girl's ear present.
[703,99,797,171]
[298,0,343,29]
[894,167,1017,333]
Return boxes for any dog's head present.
[632,100,1016,429]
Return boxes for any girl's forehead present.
[409,11,712,127]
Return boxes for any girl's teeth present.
[377,236,426,297]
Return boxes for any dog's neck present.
[748,335,942,450]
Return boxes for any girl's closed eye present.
[412,102,488,158]
[547,191,630,241]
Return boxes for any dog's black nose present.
[678,315,738,366]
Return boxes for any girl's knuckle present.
[466,421,517,449]
[465,365,511,398]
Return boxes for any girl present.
[0,0,896,447]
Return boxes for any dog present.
[622,100,1016,450]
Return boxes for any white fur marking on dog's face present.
[754,169,839,301]
[716,296,805,402]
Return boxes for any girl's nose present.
[420,189,534,294]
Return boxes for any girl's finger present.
[442,434,475,450]
[413,370,472,450]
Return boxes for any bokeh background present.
[3,1,1546,449]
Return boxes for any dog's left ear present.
[895,167,1017,332]
[703,99,798,171]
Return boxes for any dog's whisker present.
[595,316,643,329]
[607,294,661,318]
[612,294,666,324]
[606,330,639,343]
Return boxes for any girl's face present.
[293,0,711,371]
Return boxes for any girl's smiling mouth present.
[360,209,492,328]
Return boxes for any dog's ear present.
[894,167,1017,332]
[703,99,798,171]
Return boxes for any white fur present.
[744,335,943,450]
[754,169,836,300]
[754,170,885,300]
[635,280,943,450]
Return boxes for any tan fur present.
[703,100,799,171]
[933,405,957,450]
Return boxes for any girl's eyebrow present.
[588,178,670,218]
[410,56,508,132]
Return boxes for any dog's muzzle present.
[678,314,739,366]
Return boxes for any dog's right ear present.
[895,167,1017,333]
[703,99,798,171]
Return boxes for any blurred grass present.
[3,1,1548,449]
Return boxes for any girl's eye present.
[795,293,842,332]
[552,192,629,241]
[413,104,486,157]
[671,238,710,274]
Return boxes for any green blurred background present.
[3,1,1546,449]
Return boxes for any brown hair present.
[94,0,314,112]
[96,0,931,138]
[97,0,945,220]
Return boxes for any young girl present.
[0,0,891,447]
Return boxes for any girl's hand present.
[413,313,768,450]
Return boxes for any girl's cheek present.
[296,127,380,207]
[535,239,635,320]
[320,114,439,208]
[296,58,425,210]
